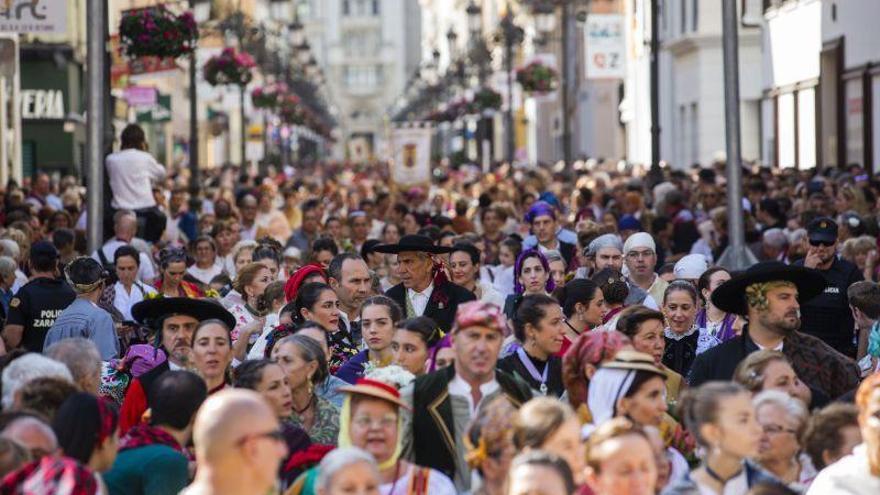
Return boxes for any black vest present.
[411,366,532,479]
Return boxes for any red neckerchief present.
[119,424,183,454]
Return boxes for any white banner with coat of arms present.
[389,124,432,187]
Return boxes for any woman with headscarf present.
[291,369,455,495]
[561,330,632,424]
[51,393,120,493]
[284,264,329,304]
[586,351,691,486]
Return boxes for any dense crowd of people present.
[0,123,877,494]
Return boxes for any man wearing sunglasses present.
[795,217,863,358]
[184,389,288,495]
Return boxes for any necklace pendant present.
[539,383,548,395]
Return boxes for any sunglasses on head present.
[809,239,835,247]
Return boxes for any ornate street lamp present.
[466,1,482,35]
[297,40,311,64]
[289,19,305,46]
[188,0,212,194]
[499,11,523,163]
[533,2,556,35]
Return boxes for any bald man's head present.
[1,417,57,458]
[192,389,279,463]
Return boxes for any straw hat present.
[338,378,411,411]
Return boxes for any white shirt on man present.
[407,283,434,316]
[104,148,165,210]
[448,373,500,416]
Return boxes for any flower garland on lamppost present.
[204,48,256,167]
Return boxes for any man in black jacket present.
[374,235,476,333]
[401,300,532,492]
[794,217,863,357]
[689,262,860,399]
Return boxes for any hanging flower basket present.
[204,48,256,86]
[516,61,558,94]
[471,87,502,112]
[119,6,199,59]
[251,83,287,110]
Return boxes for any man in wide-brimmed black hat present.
[690,261,860,399]
[118,297,235,433]
[374,234,476,332]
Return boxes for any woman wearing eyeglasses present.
[753,390,814,491]
[154,247,203,298]
[290,372,455,495]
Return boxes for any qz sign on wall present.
[584,14,625,80]
[0,1,67,34]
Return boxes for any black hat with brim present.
[372,234,455,255]
[131,297,236,330]
[711,261,827,316]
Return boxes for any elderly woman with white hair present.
[753,389,816,490]
[0,256,18,319]
[313,447,381,495]
[1,353,74,409]
[0,240,26,294]
[221,240,258,308]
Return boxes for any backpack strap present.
[97,247,111,269]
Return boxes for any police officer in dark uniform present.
[1,241,76,352]
[794,217,863,357]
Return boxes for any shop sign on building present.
[584,14,625,79]
[0,1,67,34]
[20,88,63,119]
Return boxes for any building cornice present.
[663,30,761,56]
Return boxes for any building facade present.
[762,0,880,171]
[310,0,421,158]
[623,0,763,168]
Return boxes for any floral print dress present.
[289,395,340,446]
